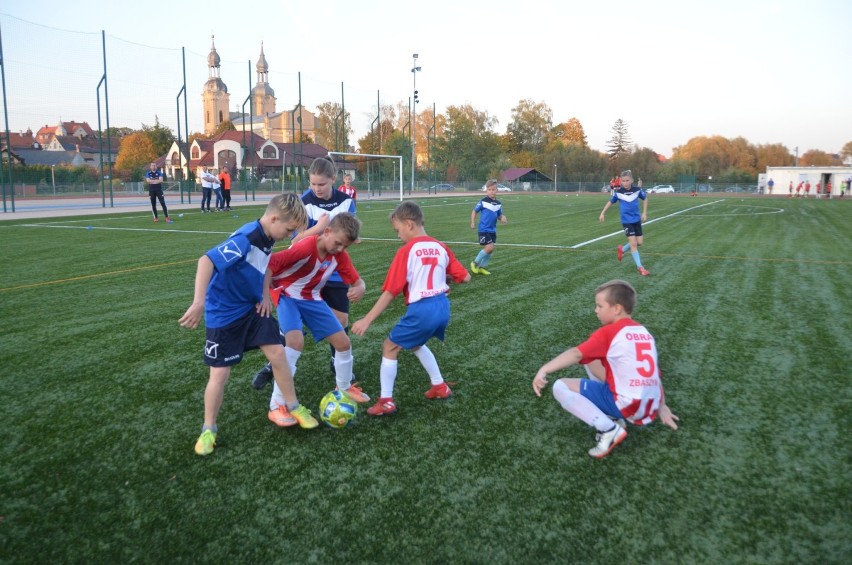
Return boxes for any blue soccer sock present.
[474,250,487,265]
[622,243,631,253]
[479,252,493,267]
[631,250,642,268]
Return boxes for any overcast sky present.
[1,0,850,157]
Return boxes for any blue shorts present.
[277,297,343,342]
[320,282,350,314]
[388,295,450,349]
[579,379,625,420]
[204,308,281,367]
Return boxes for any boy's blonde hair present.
[595,279,637,314]
[266,193,308,229]
[328,212,361,242]
[389,201,424,226]
[485,179,498,189]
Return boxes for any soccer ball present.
[319,390,358,429]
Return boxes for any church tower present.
[202,36,230,135]
[252,42,276,116]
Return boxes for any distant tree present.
[754,143,793,171]
[187,131,206,145]
[114,132,158,181]
[315,101,351,151]
[141,116,176,157]
[102,126,133,138]
[507,99,552,154]
[432,104,501,181]
[551,118,587,148]
[840,141,852,164]
[211,120,235,137]
[606,119,632,162]
[799,149,842,166]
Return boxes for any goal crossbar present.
[328,152,404,201]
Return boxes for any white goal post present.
[328,152,404,201]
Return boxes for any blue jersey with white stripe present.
[473,196,504,233]
[301,188,356,284]
[204,220,275,328]
[609,187,646,224]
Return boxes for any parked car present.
[481,183,512,192]
[648,185,675,194]
[601,185,612,192]
[429,183,455,191]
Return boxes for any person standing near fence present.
[145,162,172,223]
[199,167,217,213]
[219,166,232,211]
[338,173,356,203]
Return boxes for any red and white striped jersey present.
[577,318,663,425]
[268,235,359,301]
[382,236,468,304]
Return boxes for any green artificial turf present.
[1,195,849,563]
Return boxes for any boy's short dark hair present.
[390,201,424,226]
[328,212,361,242]
[595,279,637,314]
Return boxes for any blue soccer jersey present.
[204,220,275,328]
[609,187,646,224]
[473,197,504,233]
[301,188,356,284]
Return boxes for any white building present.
[764,166,852,197]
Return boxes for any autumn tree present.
[841,141,852,164]
[550,118,588,148]
[754,143,793,171]
[799,149,842,166]
[114,132,157,181]
[210,120,235,137]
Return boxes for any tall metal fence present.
[0,14,388,212]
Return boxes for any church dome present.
[252,82,275,98]
[204,77,228,93]
[208,37,221,67]
[256,43,269,73]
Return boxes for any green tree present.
[606,118,632,162]
[315,101,351,152]
[141,116,176,157]
[507,99,552,154]
[432,104,501,181]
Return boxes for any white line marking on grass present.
[14,224,234,235]
[571,200,724,248]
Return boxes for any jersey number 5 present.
[635,342,655,378]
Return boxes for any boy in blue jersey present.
[179,193,317,456]
[251,157,359,388]
[470,179,508,275]
[599,170,650,276]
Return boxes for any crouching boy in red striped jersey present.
[532,279,679,458]
[351,201,471,416]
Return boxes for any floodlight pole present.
[411,54,420,193]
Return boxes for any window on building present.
[191,147,199,159]
[263,146,276,159]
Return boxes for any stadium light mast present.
[411,53,420,192]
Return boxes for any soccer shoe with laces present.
[424,382,453,399]
[252,363,274,390]
[617,245,624,261]
[637,266,650,276]
[367,398,398,416]
[477,267,491,275]
[290,405,319,429]
[194,429,217,455]
[589,424,627,458]
[339,384,371,403]
[267,404,298,427]
[153,218,159,223]
[165,217,173,223]
[469,262,480,275]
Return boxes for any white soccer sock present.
[379,357,398,399]
[270,347,301,410]
[552,380,614,432]
[414,345,443,385]
[333,348,354,391]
